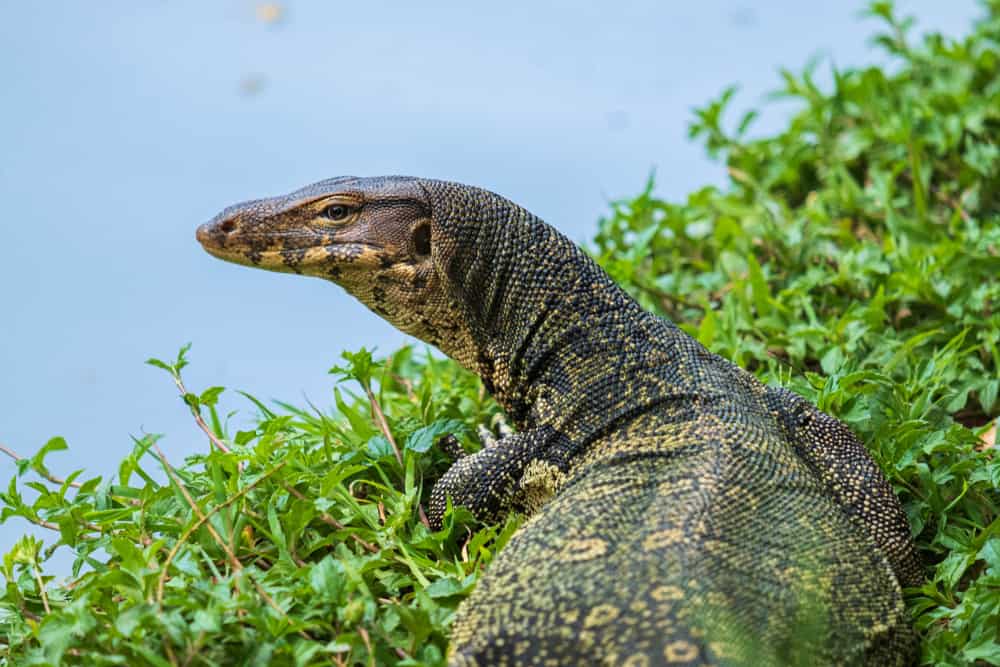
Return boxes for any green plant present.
[3,2,999,664]
[1,345,514,666]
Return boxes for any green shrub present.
[2,2,998,665]
[593,2,1000,663]
[2,345,511,666]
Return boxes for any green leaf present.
[192,607,222,633]
[963,636,1000,663]
[330,347,377,388]
[696,306,717,347]
[936,550,975,589]
[423,576,461,598]
[746,254,772,316]
[267,498,288,555]
[29,436,68,479]
[199,386,226,407]
[145,357,172,372]
[366,435,394,459]
[405,420,466,453]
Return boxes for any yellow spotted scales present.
[197,176,922,666]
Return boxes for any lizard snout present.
[195,222,212,245]
[196,215,238,249]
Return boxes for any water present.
[0,0,980,564]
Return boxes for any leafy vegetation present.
[594,2,1000,662]
[2,2,999,664]
[2,345,516,666]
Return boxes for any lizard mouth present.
[196,223,384,274]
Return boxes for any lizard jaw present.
[196,222,381,275]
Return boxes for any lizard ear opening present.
[412,222,432,258]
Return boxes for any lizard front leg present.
[428,427,554,530]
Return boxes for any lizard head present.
[197,176,431,277]
[196,175,478,367]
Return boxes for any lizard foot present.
[428,425,543,530]
[436,415,512,461]
[477,414,514,448]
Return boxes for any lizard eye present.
[321,204,352,221]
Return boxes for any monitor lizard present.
[197,176,922,666]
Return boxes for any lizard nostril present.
[219,218,236,234]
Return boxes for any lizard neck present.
[425,180,699,456]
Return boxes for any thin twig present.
[0,444,112,536]
[0,443,82,488]
[364,386,403,466]
[153,444,241,568]
[281,483,379,553]
[391,373,417,402]
[155,459,287,604]
[31,563,50,614]
[15,600,40,623]
[358,627,375,667]
[169,377,232,454]
[11,511,98,539]
[151,445,319,643]
[365,377,433,527]
[181,631,206,667]
[163,639,179,666]
[933,186,972,223]
[20,516,61,532]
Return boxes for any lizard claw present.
[493,414,514,438]
[476,424,499,448]
[477,415,513,448]
[436,414,513,460]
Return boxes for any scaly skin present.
[197,176,922,666]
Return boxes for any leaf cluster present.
[592,2,999,663]
[2,347,516,666]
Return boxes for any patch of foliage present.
[593,3,999,663]
[1,346,513,666]
[2,2,999,665]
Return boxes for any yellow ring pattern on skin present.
[708,641,735,660]
[664,640,699,662]
[621,653,651,667]
[650,585,685,602]
[642,528,684,551]
[560,538,608,562]
[584,604,620,628]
